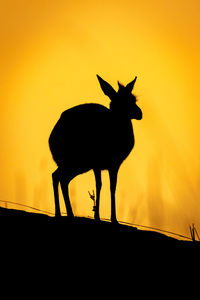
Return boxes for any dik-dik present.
[49,75,142,223]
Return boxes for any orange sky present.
[0,0,200,237]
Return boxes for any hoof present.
[55,213,61,218]
[111,218,119,225]
[95,217,101,223]
[94,212,100,222]
[67,214,75,220]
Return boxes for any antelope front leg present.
[93,169,102,221]
[52,169,61,217]
[109,167,119,224]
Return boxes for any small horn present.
[126,76,137,92]
[117,81,124,90]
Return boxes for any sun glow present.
[0,0,200,237]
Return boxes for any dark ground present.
[0,206,198,251]
[0,206,199,294]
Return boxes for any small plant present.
[88,190,96,217]
[189,223,200,242]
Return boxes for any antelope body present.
[49,75,142,223]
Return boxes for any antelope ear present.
[126,76,137,92]
[97,75,116,100]
[118,81,124,90]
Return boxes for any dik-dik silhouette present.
[49,75,142,223]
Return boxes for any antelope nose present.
[135,108,142,120]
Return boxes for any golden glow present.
[0,0,200,236]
